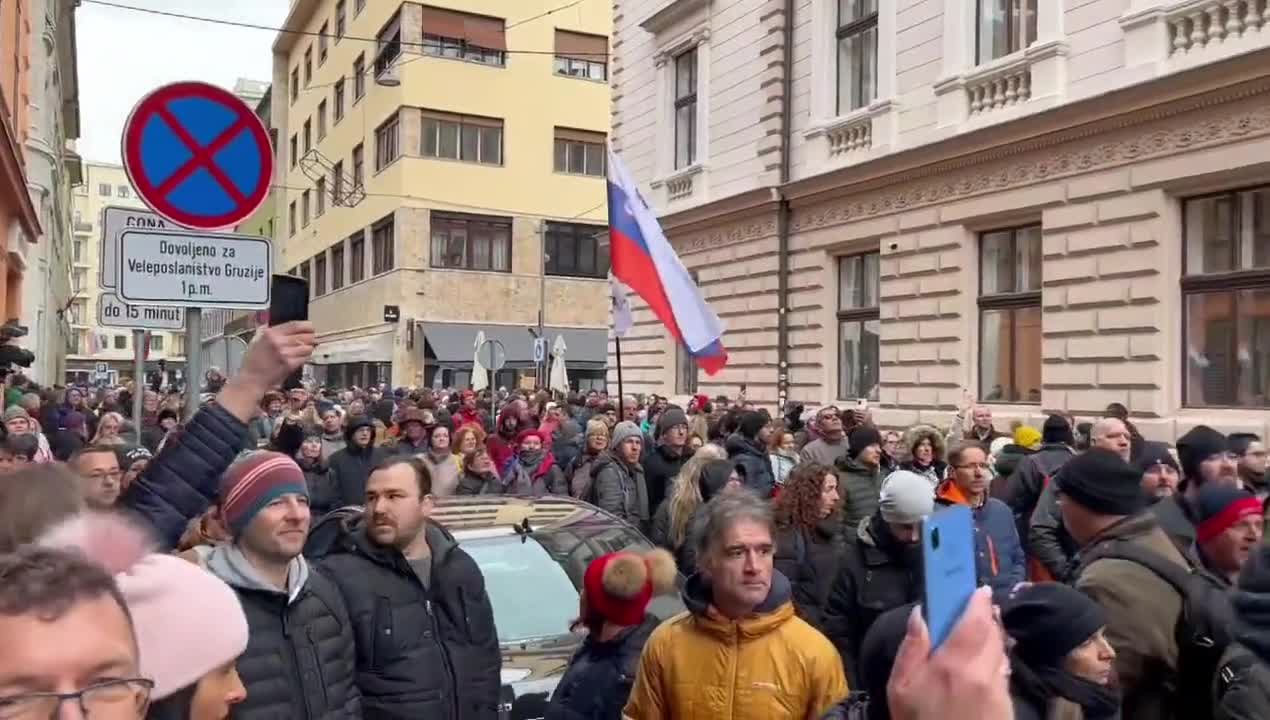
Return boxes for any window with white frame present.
[422,110,503,166]
[977,0,1037,64]
[837,0,878,114]
[838,253,880,401]
[673,48,698,170]
[554,128,606,177]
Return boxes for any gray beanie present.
[610,421,643,451]
[878,470,935,525]
[2,406,30,423]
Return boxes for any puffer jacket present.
[773,518,846,633]
[823,513,922,685]
[835,455,885,531]
[725,433,775,497]
[297,455,341,517]
[1029,478,1081,581]
[122,402,249,550]
[545,615,660,720]
[195,544,361,719]
[936,481,1026,595]
[991,444,1034,496]
[311,517,501,720]
[1216,543,1270,719]
[623,571,847,720]
[591,452,649,528]
[329,417,389,507]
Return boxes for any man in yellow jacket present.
[624,491,848,719]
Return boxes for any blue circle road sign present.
[122,82,273,231]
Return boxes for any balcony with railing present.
[934,39,1068,129]
[73,220,92,235]
[1123,0,1270,74]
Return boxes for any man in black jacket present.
[641,407,689,517]
[193,451,361,719]
[330,415,387,507]
[1004,414,1075,543]
[1153,424,1240,556]
[315,456,500,720]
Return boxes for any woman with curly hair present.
[772,463,844,632]
[451,423,487,472]
[900,424,947,487]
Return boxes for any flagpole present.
[615,335,624,410]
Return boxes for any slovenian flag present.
[607,148,727,374]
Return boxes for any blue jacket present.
[121,402,248,550]
[936,482,1026,595]
[546,614,659,720]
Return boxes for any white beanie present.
[879,470,936,524]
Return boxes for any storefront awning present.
[421,323,608,371]
[311,331,395,365]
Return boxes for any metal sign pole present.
[184,312,202,419]
[132,329,145,424]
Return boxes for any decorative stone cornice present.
[653,26,710,67]
[640,0,711,36]
[673,215,778,256]
[792,76,1270,232]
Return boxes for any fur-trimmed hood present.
[901,424,945,461]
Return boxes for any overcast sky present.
[76,0,289,164]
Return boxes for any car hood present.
[500,641,576,720]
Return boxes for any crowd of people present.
[1,329,1270,719]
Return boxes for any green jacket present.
[835,456,884,531]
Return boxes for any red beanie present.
[516,429,545,447]
[582,549,677,626]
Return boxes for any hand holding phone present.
[921,505,978,651]
[269,275,310,390]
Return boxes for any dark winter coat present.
[642,443,688,518]
[823,514,922,686]
[835,456,885,532]
[1151,493,1200,559]
[297,455,341,517]
[328,418,389,508]
[991,444,1034,496]
[773,518,847,633]
[499,452,567,497]
[725,433,776,497]
[936,482,1027,595]
[455,467,501,496]
[122,402,249,551]
[545,615,659,720]
[1004,443,1075,542]
[591,452,649,528]
[567,451,604,501]
[1214,643,1270,720]
[1028,479,1081,581]
[198,546,361,719]
[312,519,501,720]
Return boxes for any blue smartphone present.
[921,505,978,651]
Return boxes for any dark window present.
[545,222,609,278]
[674,48,698,170]
[302,190,311,227]
[304,46,313,85]
[97,183,111,196]
[431,213,512,272]
[677,271,701,394]
[319,21,329,63]
[331,243,345,290]
[314,253,327,297]
[375,113,400,171]
[317,100,327,139]
[316,177,326,217]
[837,0,878,114]
[977,0,1038,64]
[289,134,298,168]
[376,14,402,77]
[303,118,312,154]
[352,144,364,187]
[354,0,365,15]
[332,160,344,203]
[335,1,346,40]
[350,232,365,283]
[420,7,507,67]
[979,225,1042,404]
[353,54,366,101]
[372,215,395,275]
[299,260,311,287]
[288,201,296,236]
[422,112,503,166]
[838,253,880,401]
[333,78,345,122]
[114,335,127,350]
[553,129,605,176]
[1182,186,1270,408]
[290,67,299,103]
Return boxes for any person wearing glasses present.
[68,445,125,509]
[935,441,1025,596]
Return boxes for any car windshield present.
[461,526,686,645]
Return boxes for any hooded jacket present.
[485,408,522,476]
[195,544,361,719]
[622,571,847,720]
[936,480,1026,595]
[297,454,341,517]
[823,513,923,685]
[328,417,389,508]
[642,442,688,517]
[545,615,660,720]
[591,451,649,528]
[835,455,885,532]
[725,432,776,497]
[311,518,501,720]
[898,425,948,487]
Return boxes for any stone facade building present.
[612,0,1270,439]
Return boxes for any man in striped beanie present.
[190,451,363,718]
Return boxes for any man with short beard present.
[315,457,500,719]
[188,452,360,717]
[1154,424,1241,555]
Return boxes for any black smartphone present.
[269,275,309,390]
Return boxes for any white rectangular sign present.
[97,292,185,329]
[117,229,271,308]
[98,206,172,289]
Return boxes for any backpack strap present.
[1081,540,1194,596]
[1215,649,1257,700]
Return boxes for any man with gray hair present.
[624,492,847,718]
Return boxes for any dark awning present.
[421,323,607,370]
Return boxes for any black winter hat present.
[1135,441,1179,474]
[858,603,913,720]
[698,459,736,501]
[656,408,688,438]
[1002,582,1106,668]
[847,426,882,460]
[1177,425,1228,483]
[737,411,767,440]
[1055,447,1144,516]
[1042,414,1074,446]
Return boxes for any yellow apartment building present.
[273,0,612,389]
[66,162,187,384]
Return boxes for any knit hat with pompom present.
[582,548,677,625]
